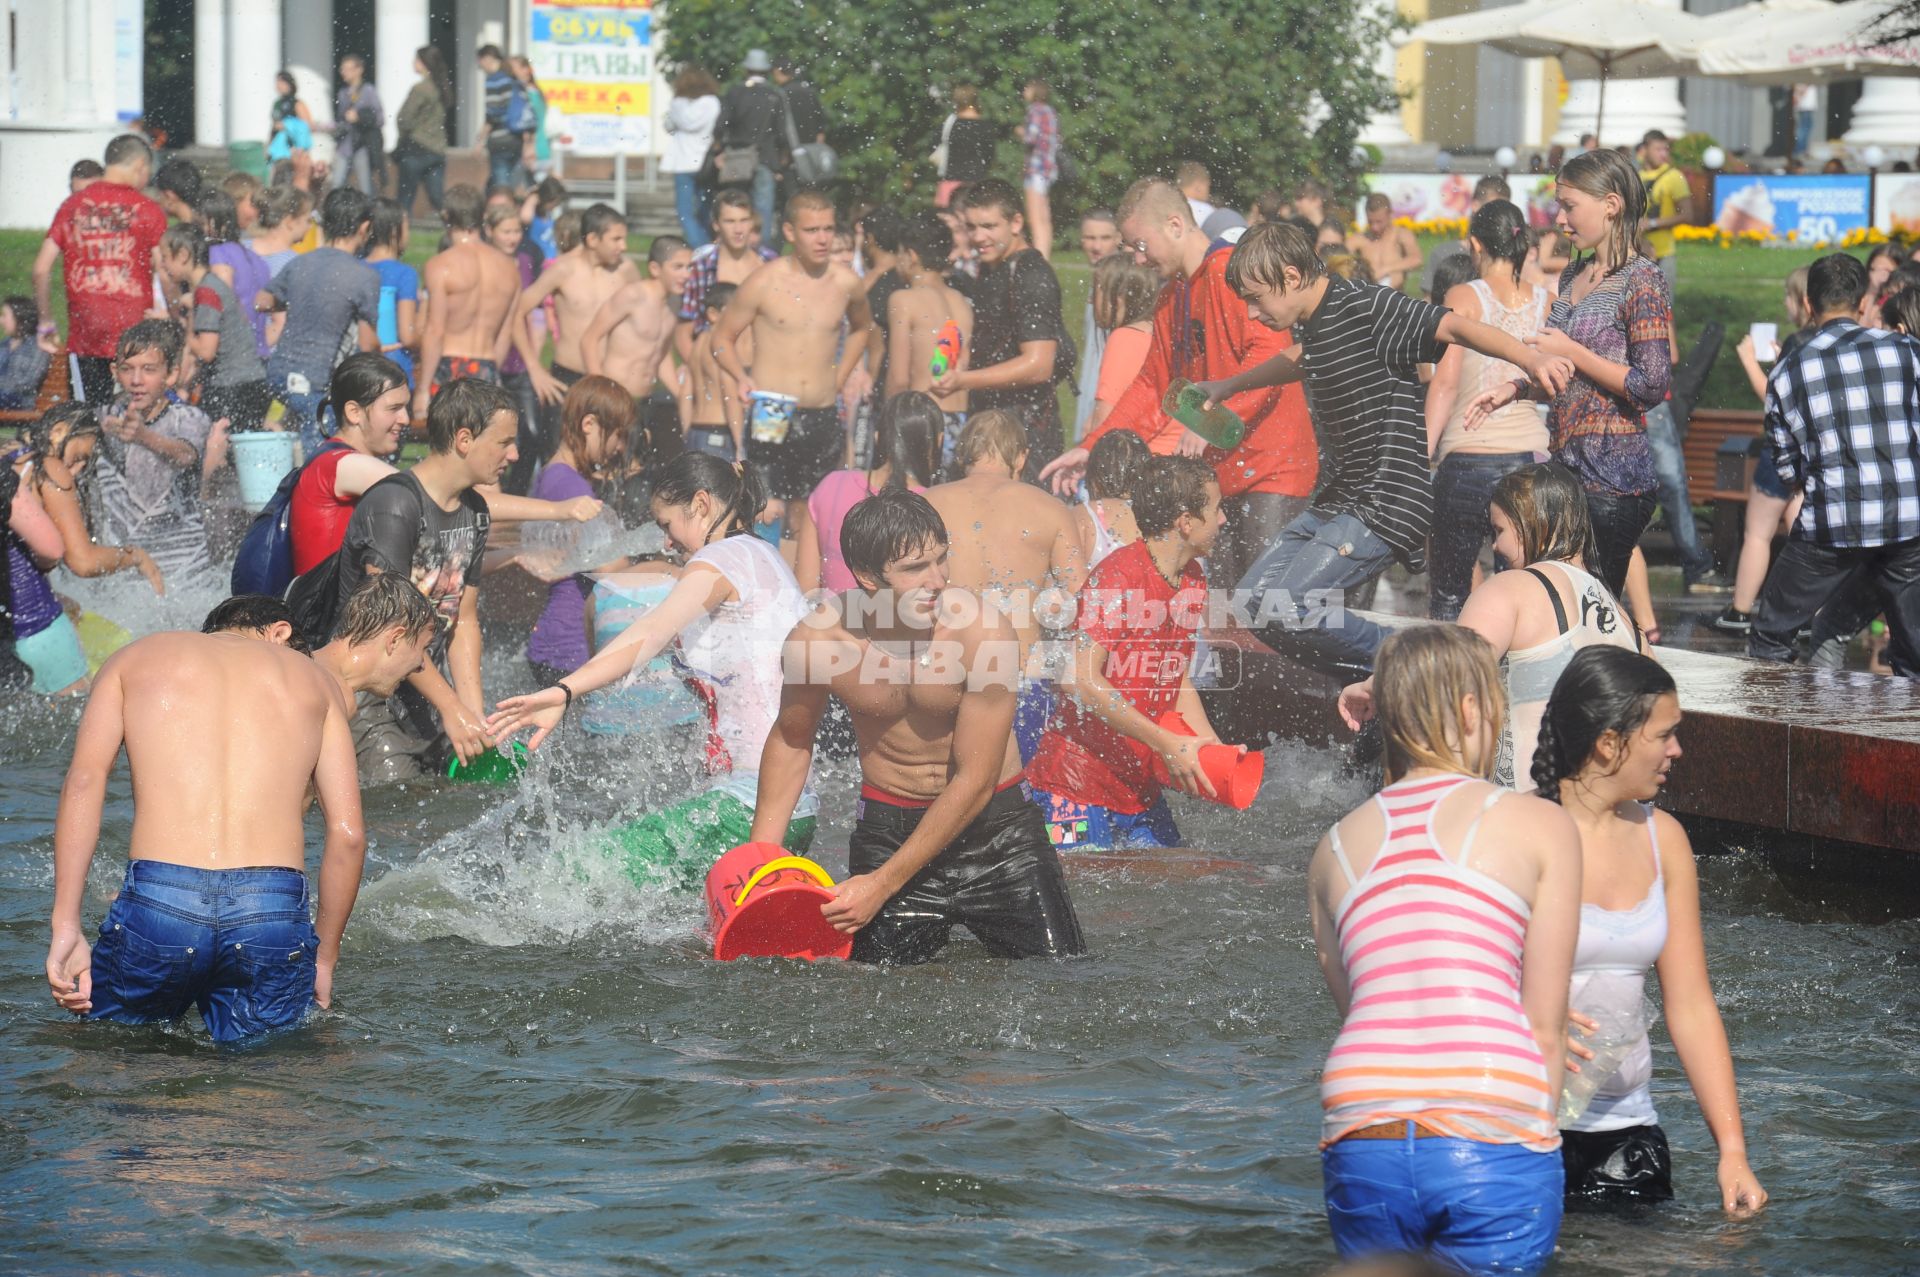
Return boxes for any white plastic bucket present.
[230,431,299,510]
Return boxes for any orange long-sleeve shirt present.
[1084,243,1318,498]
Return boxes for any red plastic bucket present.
[704,842,853,962]
[1149,712,1265,809]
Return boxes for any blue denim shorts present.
[1029,785,1181,851]
[1322,1127,1563,1276]
[1752,442,1793,500]
[89,860,319,1044]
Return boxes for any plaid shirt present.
[1023,103,1059,181]
[1766,318,1920,548]
[679,242,780,333]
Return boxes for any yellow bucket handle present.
[733,855,837,908]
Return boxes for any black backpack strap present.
[1524,566,1571,635]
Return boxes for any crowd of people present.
[28,63,1920,1271]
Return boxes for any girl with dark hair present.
[1532,645,1768,1219]
[365,197,421,384]
[1426,199,1553,621]
[395,48,452,216]
[489,451,819,884]
[1072,428,1146,568]
[1465,150,1671,598]
[268,70,316,190]
[3,408,88,693]
[1310,624,1580,1276]
[796,390,943,593]
[1340,461,1643,789]
[196,191,273,359]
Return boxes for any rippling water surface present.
[2,589,1916,1274]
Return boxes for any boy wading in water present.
[750,489,1085,964]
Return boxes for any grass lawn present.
[0,227,1823,415]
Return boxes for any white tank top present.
[1498,561,1639,790]
[1565,804,1668,1134]
[675,535,816,814]
[1081,495,1124,569]
[1435,279,1551,462]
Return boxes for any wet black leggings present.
[1583,489,1658,599]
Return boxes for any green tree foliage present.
[662,0,1395,212]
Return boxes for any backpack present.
[231,442,351,598]
[505,83,536,135]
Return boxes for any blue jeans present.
[1239,508,1397,681]
[751,163,780,252]
[1430,452,1537,621]
[1795,109,1816,155]
[686,426,737,462]
[274,382,329,456]
[487,139,521,191]
[88,861,319,1044]
[1323,1130,1564,1276]
[1643,402,1712,579]
[674,172,712,248]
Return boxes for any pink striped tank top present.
[1320,774,1559,1152]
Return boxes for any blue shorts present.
[16,612,88,693]
[1014,680,1054,766]
[1029,785,1181,851]
[88,861,320,1044]
[1752,442,1793,500]
[1322,1128,1563,1276]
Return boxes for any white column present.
[1522,59,1547,150]
[1357,0,1413,146]
[227,0,283,145]
[284,0,335,131]
[64,0,98,124]
[0,0,14,122]
[377,0,432,151]
[1843,78,1920,150]
[1552,76,1687,148]
[196,0,229,147]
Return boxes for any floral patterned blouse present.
[1545,254,1670,497]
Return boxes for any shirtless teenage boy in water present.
[685,282,748,462]
[1348,192,1423,291]
[750,489,1085,964]
[415,185,524,418]
[581,235,693,403]
[512,203,638,433]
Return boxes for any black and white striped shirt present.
[1296,274,1448,569]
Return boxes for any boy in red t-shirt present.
[1027,455,1229,849]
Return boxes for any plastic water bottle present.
[1558,974,1651,1125]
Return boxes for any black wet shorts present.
[1561,1123,1675,1210]
[750,404,844,502]
[849,781,1087,965]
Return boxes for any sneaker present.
[1686,569,1735,595]
[1712,606,1752,633]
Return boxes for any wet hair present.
[319,187,374,242]
[954,408,1027,473]
[1131,455,1217,537]
[70,158,105,184]
[21,401,101,484]
[673,65,721,98]
[156,156,204,208]
[860,204,907,254]
[898,209,954,270]
[1092,253,1161,329]
[1225,219,1325,296]
[712,188,753,219]
[1472,174,1512,204]
[704,281,738,315]
[1424,244,1473,305]
[1531,646,1677,800]
[1806,252,1869,315]
[202,595,307,650]
[954,178,1023,224]
[115,318,183,370]
[103,134,151,170]
[552,209,584,254]
[426,376,517,453]
[535,176,568,217]
[196,191,242,244]
[952,84,980,111]
[1490,462,1599,570]
[443,184,486,232]
[841,487,949,585]
[1557,148,1646,275]
[1085,430,1151,501]
[329,352,409,431]
[580,202,627,241]
[334,572,439,646]
[367,196,408,254]
[559,374,637,471]
[652,451,766,539]
[161,222,209,270]
[784,189,836,224]
[1885,285,1920,336]
[873,391,942,490]
[252,183,299,230]
[3,295,39,341]
[1469,198,1531,280]
[648,234,690,266]
[1116,177,1193,230]
[1375,625,1507,784]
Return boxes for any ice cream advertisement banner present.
[528,0,655,155]
[1359,174,1556,230]
[1873,174,1920,236]
[1712,175,1872,243]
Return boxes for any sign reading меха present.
[529,0,655,156]
[1711,174,1872,242]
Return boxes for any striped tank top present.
[1320,774,1559,1152]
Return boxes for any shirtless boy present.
[414,185,523,418]
[885,209,974,443]
[581,234,693,404]
[926,409,1084,760]
[1349,193,1423,291]
[749,489,1085,964]
[45,581,435,1042]
[710,191,874,514]
[675,189,779,367]
[685,282,747,461]
[513,203,637,418]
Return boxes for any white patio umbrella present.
[1406,0,1712,140]
[1685,0,1920,84]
